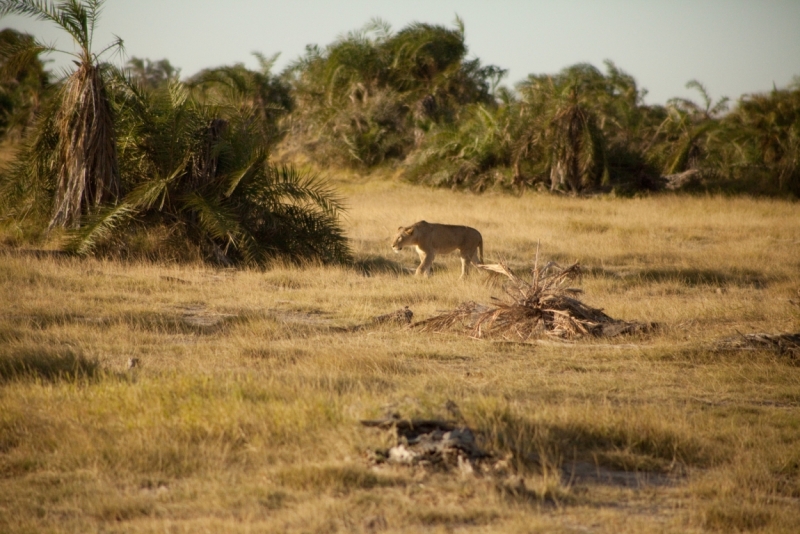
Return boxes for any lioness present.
[392,220,483,278]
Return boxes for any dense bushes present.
[284,18,503,168]
[283,22,799,197]
[0,1,349,266]
[404,63,800,196]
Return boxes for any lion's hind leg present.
[459,249,476,279]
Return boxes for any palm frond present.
[124,156,188,210]
[64,201,136,255]
[256,203,351,264]
[252,51,280,75]
[246,164,346,217]
[0,31,52,78]
[0,0,63,25]
[416,259,651,340]
[181,191,241,246]
[685,80,712,113]
[0,91,60,223]
[94,34,123,60]
[221,151,266,198]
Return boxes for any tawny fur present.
[392,220,484,278]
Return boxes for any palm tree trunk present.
[50,62,119,229]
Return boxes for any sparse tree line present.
[1,1,798,266]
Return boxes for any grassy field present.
[1,179,799,533]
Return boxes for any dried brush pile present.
[415,259,653,341]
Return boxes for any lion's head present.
[391,225,415,252]
[392,221,430,252]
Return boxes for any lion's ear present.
[397,226,404,231]
[403,228,414,235]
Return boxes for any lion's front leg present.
[416,250,434,277]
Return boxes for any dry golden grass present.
[1,179,799,533]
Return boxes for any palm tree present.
[125,56,180,90]
[0,28,50,140]
[0,0,122,229]
[189,52,293,150]
[651,80,728,175]
[68,77,351,266]
[721,80,800,193]
[513,65,609,193]
[286,19,403,166]
[548,88,607,192]
[1,2,351,265]
[286,17,501,168]
[410,61,645,193]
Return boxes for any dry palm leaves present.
[415,259,653,341]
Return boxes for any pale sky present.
[3,0,799,106]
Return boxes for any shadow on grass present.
[475,408,718,487]
[652,345,799,366]
[0,347,100,383]
[7,310,250,336]
[585,266,768,288]
[122,310,249,335]
[276,464,405,493]
[353,255,408,276]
